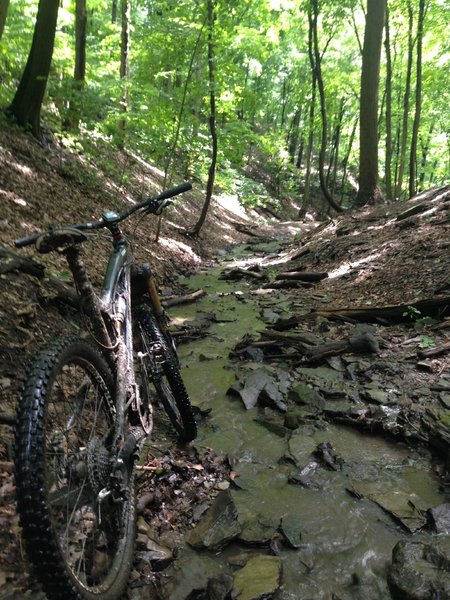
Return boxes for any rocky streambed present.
[149,241,450,600]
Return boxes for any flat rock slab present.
[232,555,281,600]
[185,490,241,550]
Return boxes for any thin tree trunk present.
[64,0,86,130]
[7,0,59,139]
[419,121,434,187]
[327,98,344,196]
[111,0,117,23]
[356,0,386,206]
[288,108,301,164]
[0,0,10,40]
[300,9,317,218]
[191,0,217,236]
[395,2,414,199]
[118,0,130,145]
[311,0,343,213]
[384,3,393,200]
[340,117,358,204]
[408,0,426,198]
[162,16,206,190]
[155,16,206,242]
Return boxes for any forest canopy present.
[1,0,449,213]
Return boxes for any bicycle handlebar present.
[14,181,192,248]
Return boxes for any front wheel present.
[136,307,197,443]
[14,336,136,600]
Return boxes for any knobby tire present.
[14,336,136,600]
[136,307,197,443]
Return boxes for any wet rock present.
[185,490,241,550]
[158,550,227,600]
[232,555,281,600]
[362,386,390,404]
[387,539,450,599]
[349,483,428,532]
[280,515,302,548]
[207,574,234,600]
[427,503,450,534]
[254,411,287,437]
[284,405,318,429]
[229,366,289,411]
[238,514,278,546]
[323,400,355,418]
[314,441,344,471]
[296,366,343,384]
[289,381,325,411]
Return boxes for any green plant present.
[419,335,435,349]
[402,305,421,321]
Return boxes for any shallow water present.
[168,252,446,599]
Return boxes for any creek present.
[162,244,448,600]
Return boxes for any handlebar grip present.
[15,232,41,248]
[156,181,192,201]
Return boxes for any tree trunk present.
[340,117,358,204]
[356,0,386,206]
[64,0,87,131]
[288,108,301,164]
[111,0,117,23]
[0,0,10,40]
[408,0,426,198]
[327,98,344,197]
[395,2,414,200]
[300,10,317,218]
[118,0,130,145]
[419,121,434,187]
[7,0,59,139]
[384,3,393,201]
[191,0,217,235]
[310,0,343,213]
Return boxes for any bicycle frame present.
[64,234,141,467]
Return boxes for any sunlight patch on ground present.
[328,245,394,280]
[159,237,202,262]
[1,189,28,207]
[8,160,34,178]
[215,194,250,219]
[126,150,165,178]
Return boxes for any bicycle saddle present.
[36,228,88,254]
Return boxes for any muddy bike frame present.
[15,181,192,501]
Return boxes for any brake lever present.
[144,198,173,216]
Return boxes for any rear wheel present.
[136,307,197,443]
[14,336,136,600]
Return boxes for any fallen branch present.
[233,329,379,363]
[231,222,262,237]
[220,267,265,281]
[275,296,450,328]
[418,341,450,359]
[163,289,207,308]
[0,246,44,278]
[276,271,328,282]
[262,280,313,290]
[306,331,379,363]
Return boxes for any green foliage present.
[2,0,449,214]
[402,305,422,321]
[419,335,435,349]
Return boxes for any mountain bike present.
[13,181,197,600]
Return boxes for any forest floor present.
[0,120,449,598]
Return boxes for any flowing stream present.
[164,246,446,600]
